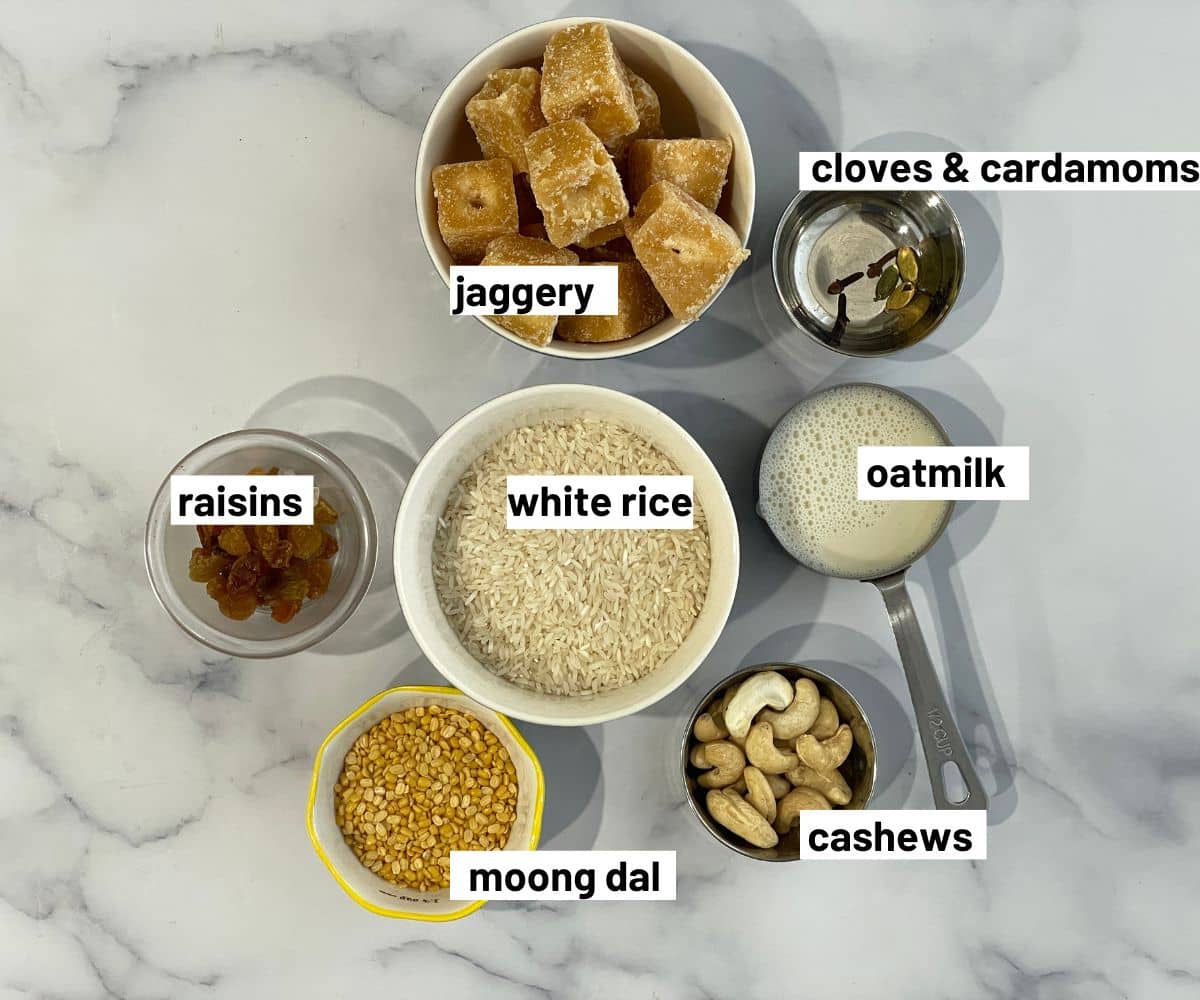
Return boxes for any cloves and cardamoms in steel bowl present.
[825,241,940,337]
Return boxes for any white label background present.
[798,151,1200,191]
[449,850,676,901]
[857,447,1029,500]
[169,475,314,525]
[450,265,619,315]
[799,810,987,860]
[506,475,694,529]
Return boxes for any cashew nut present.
[809,697,839,740]
[696,740,746,788]
[743,766,777,824]
[704,685,738,734]
[795,723,853,772]
[774,787,831,833]
[693,712,728,742]
[785,762,852,806]
[706,789,779,848]
[745,721,799,774]
[765,772,791,799]
[695,676,856,836]
[717,684,739,714]
[724,671,794,738]
[758,678,820,740]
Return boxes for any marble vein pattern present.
[1,1,1199,997]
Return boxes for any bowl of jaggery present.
[416,17,755,359]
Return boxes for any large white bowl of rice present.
[395,384,739,726]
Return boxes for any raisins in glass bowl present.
[189,473,342,623]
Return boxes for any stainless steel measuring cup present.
[758,383,986,810]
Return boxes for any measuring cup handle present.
[873,573,988,811]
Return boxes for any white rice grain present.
[431,418,711,695]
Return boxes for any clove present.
[827,271,864,295]
[831,292,849,339]
[865,248,900,278]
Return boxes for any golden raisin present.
[262,538,294,569]
[259,564,310,602]
[251,525,278,552]
[218,526,251,557]
[197,525,222,549]
[227,551,266,595]
[270,599,302,624]
[287,524,323,560]
[305,558,333,599]
[314,498,339,524]
[219,591,258,620]
[188,468,340,623]
[188,547,231,582]
[282,574,311,601]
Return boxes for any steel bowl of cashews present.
[681,664,878,860]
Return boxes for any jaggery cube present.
[466,67,546,174]
[539,22,639,144]
[432,158,520,262]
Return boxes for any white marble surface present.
[3,1,1199,996]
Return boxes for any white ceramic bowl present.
[394,384,740,725]
[307,685,544,921]
[415,16,755,359]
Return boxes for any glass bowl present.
[145,429,377,658]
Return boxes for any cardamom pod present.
[886,282,916,311]
[874,264,900,301]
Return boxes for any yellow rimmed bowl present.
[307,685,544,921]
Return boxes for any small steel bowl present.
[681,663,878,861]
[772,190,965,356]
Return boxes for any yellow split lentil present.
[333,705,519,892]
